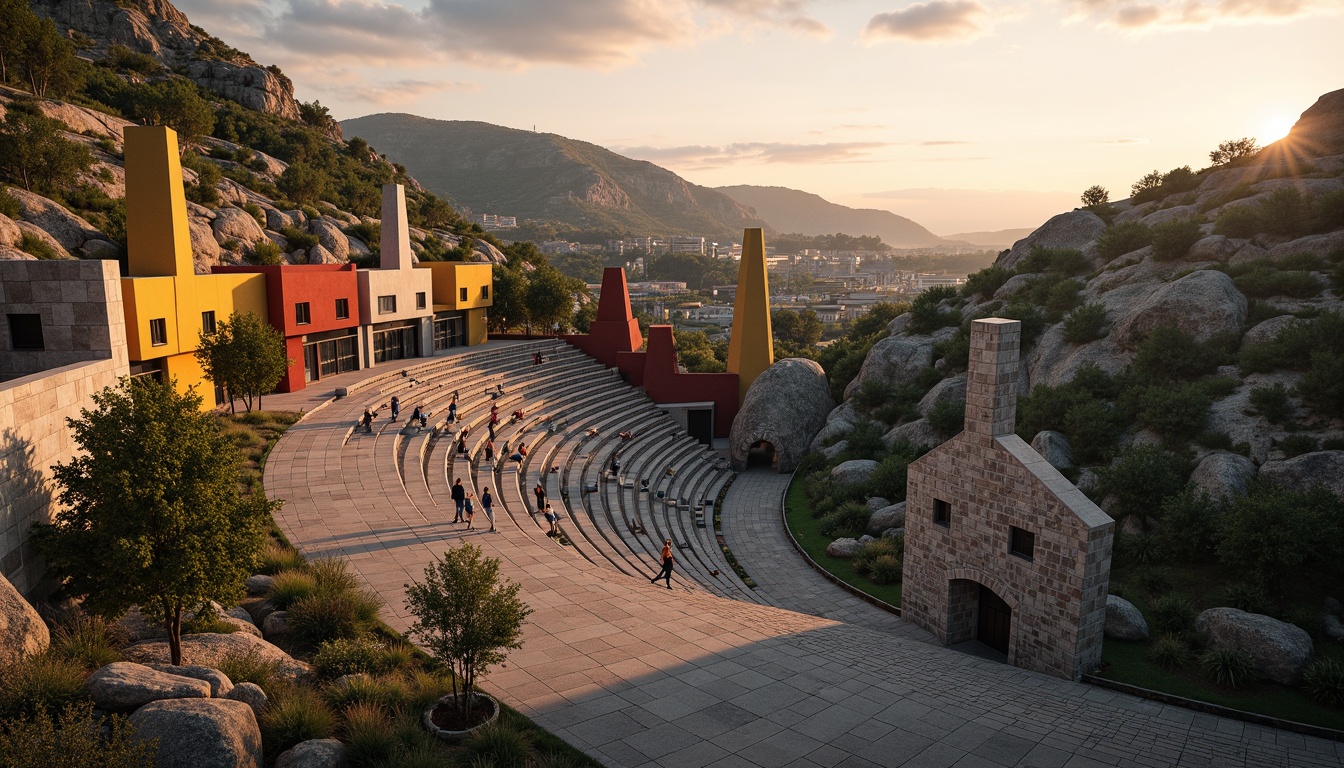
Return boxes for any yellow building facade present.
[121,126,269,407]
[418,261,493,348]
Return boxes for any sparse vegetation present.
[1096,221,1152,262]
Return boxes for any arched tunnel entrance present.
[746,440,777,470]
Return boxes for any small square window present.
[335,298,349,320]
[7,313,43,350]
[377,295,396,314]
[295,302,311,325]
[933,498,950,528]
[149,318,168,346]
[480,286,490,300]
[459,287,468,302]
[416,292,427,310]
[1010,526,1035,561]
[201,310,216,335]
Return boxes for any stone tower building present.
[902,318,1114,680]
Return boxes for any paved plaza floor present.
[263,363,1343,768]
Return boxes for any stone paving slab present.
[263,363,1344,768]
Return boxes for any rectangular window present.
[295,302,311,325]
[933,498,950,528]
[335,298,349,320]
[459,287,468,302]
[480,285,490,300]
[149,318,168,346]
[201,310,216,335]
[1010,526,1035,561]
[377,295,396,314]
[7,313,43,350]
[416,292,427,310]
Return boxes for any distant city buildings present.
[467,212,517,230]
[669,236,706,255]
[539,240,581,254]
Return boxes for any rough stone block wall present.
[0,260,127,381]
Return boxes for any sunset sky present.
[176,0,1343,235]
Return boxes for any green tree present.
[0,0,35,84]
[1131,170,1163,199]
[194,311,291,413]
[1216,482,1344,596]
[675,330,726,373]
[277,161,329,206]
[526,265,581,333]
[1080,185,1109,208]
[405,544,531,720]
[772,309,822,349]
[1091,444,1190,531]
[489,265,530,332]
[19,18,82,98]
[34,378,273,665]
[128,79,215,149]
[1209,137,1260,166]
[0,109,94,193]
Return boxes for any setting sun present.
[1261,113,1298,143]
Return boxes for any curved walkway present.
[264,357,1343,768]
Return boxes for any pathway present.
[263,365,1343,768]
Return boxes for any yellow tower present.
[124,126,194,278]
[727,227,774,403]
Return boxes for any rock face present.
[0,574,49,665]
[309,218,350,262]
[212,207,267,246]
[730,358,833,473]
[1113,270,1247,347]
[1258,451,1344,498]
[148,664,234,697]
[123,632,311,681]
[8,188,109,252]
[1031,431,1074,470]
[1104,596,1150,641]
[1278,87,1344,157]
[276,739,345,768]
[917,374,966,417]
[1195,608,1314,685]
[997,210,1108,272]
[1189,452,1256,500]
[830,459,878,487]
[130,699,264,768]
[224,682,269,715]
[85,662,213,711]
[867,502,906,535]
[184,60,303,122]
[844,335,943,400]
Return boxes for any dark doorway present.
[687,409,713,446]
[746,440,776,470]
[977,585,1011,654]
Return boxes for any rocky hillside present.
[341,113,770,238]
[715,185,944,247]
[815,87,1344,511]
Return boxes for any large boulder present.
[1113,269,1246,348]
[276,739,345,768]
[1187,235,1241,262]
[123,632,311,681]
[826,538,865,558]
[148,664,234,697]
[129,699,263,768]
[188,217,222,271]
[1241,315,1296,350]
[881,418,942,450]
[997,210,1108,272]
[1195,608,1314,685]
[1189,452,1256,500]
[245,575,275,595]
[184,60,302,122]
[1258,451,1344,498]
[1030,431,1074,470]
[14,221,72,259]
[0,574,49,665]
[1104,595,1150,641]
[917,373,966,417]
[309,218,350,262]
[85,662,212,711]
[844,334,940,400]
[212,206,267,246]
[224,682,269,715]
[866,502,906,535]
[830,459,878,487]
[8,188,107,252]
[0,213,23,248]
[730,358,833,473]
[1277,87,1344,158]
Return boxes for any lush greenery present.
[195,311,292,413]
[783,479,902,607]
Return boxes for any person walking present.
[651,539,675,589]
[543,503,558,535]
[447,398,457,424]
[464,492,476,530]
[489,405,499,426]
[481,487,495,532]
[533,481,546,511]
[484,438,495,463]
[390,396,400,422]
[361,408,375,434]
[450,478,466,523]
[457,432,468,456]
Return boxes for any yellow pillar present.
[727,227,773,403]
[123,126,193,279]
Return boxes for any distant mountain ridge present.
[942,228,1035,249]
[714,185,944,248]
[340,114,767,237]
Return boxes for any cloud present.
[921,140,970,146]
[1061,0,1340,29]
[1097,137,1148,144]
[616,141,890,169]
[863,1,989,42]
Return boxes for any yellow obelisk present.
[727,228,773,404]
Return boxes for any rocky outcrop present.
[212,207,267,246]
[185,61,302,122]
[129,699,264,768]
[1241,315,1297,350]
[1189,452,1256,500]
[309,218,350,262]
[1258,451,1344,498]
[830,459,878,487]
[882,419,941,450]
[85,662,213,711]
[148,664,234,697]
[730,358,832,473]
[276,739,345,768]
[997,210,1107,272]
[844,334,940,400]
[917,374,966,417]
[867,502,906,536]
[1030,431,1074,470]
[13,221,72,259]
[8,188,111,253]
[1195,607,1314,685]
[262,611,290,643]
[1274,87,1344,158]
[0,573,49,665]
[223,682,269,715]
[0,214,21,248]
[1104,595,1150,641]
[123,632,311,681]
[1112,270,1246,347]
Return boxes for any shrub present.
[1240,311,1344,374]
[309,556,361,594]
[48,615,124,671]
[1060,399,1121,465]
[1016,246,1090,276]
[0,187,19,218]
[1116,533,1160,566]
[1299,349,1344,418]
[279,225,319,251]
[1150,219,1204,262]
[1148,634,1193,669]
[961,266,1011,298]
[326,674,409,715]
[405,670,457,713]
[0,702,156,768]
[248,240,283,266]
[286,588,383,650]
[843,420,887,457]
[1248,383,1293,424]
[19,232,61,260]
[1129,383,1211,445]
[1062,303,1106,344]
[852,538,901,577]
[1155,488,1218,563]
[1092,445,1190,531]
[1096,221,1152,262]
[0,654,88,720]
[907,286,959,334]
[241,202,265,225]
[1130,325,1229,382]
[340,702,399,768]
[1233,267,1323,299]
[1278,433,1318,458]
[1258,188,1310,237]
[1137,569,1172,597]
[1150,594,1197,635]
[818,502,872,539]
[257,542,305,575]
[463,722,534,768]
[1314,189,1344,233]
[267,569,319,610]
[1277,251,1324,271]
[261,686,337,755]
[103,44,163,76]
[852,380,897,411]
[1216,482,1344,595]
[869,554,903,585]
[215,648,287,696]
[1220,584,1269,615]
[1200,648,1257,689]
[1214,205,1261,238]
[926,400,965,438]
[1302,658,1344,706]
[313,637,390,679]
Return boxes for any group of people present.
[449,477,494,532]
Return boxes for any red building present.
[213,264,362,392]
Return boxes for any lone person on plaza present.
[651,539,675,589]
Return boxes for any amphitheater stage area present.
[263,339,1343,768]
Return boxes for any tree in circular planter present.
[405,543,531,732]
